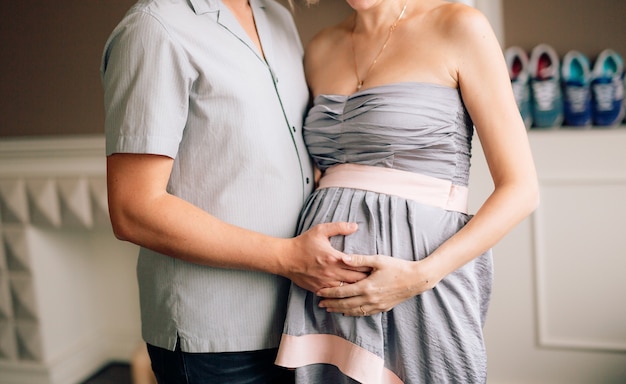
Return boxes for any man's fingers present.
[316,286,340,298]
[342,254,381,269]
[316,222,358,237]
[316,281,361,298]
[338,269,369,283]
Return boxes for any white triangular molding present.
[0,180,29,224]
[57,178,93,229]
[89,179,108,217]
[0,322,17,360]
[2,228,30,273]
[0,274,13,319]
[0,240,5,270]
[0,136,108,229]
[15,323,42,362]
[26,179,62,228]
[9,276,38,321]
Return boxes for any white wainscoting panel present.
[0,135,141,384]
[534,180,626,352]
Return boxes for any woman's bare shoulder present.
[305,18,351,58]
[429,2,493,42]
[303,18,352,77]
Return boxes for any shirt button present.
[292,126,296,132]
[306,177,310,184]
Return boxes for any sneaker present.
[529,44,564,128]
[591,49,624,126]
[622,70,626,124]
[505,46,533,129]
[561,50,592,127]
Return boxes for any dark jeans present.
[146,342,295,384]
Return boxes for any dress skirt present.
[276,181,493,384]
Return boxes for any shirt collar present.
[188,0,219,14]
[188,0,267,15]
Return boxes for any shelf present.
[527,124,626,133]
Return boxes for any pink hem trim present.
[276,334,403,384]
[317,164,468,214]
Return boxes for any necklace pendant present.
[351,0,408,95]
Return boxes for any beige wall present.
[283,0,353,46]
[0,1,135,138]
[502,0,626,58]
[0,1,623,138]
[0,0,352,138]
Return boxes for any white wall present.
[469,129,626,383]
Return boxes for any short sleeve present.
[101,12,195,158]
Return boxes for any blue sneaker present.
[529,44,563,128]
[622,74,626,124]
[622,71,626,124]
[561,50,592,127]
[622,73,626,124]
[505,46,533,129]
[591,49,624,126]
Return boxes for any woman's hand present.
[316,254,443,316]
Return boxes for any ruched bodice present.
[304,82,474,186]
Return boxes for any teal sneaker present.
[505,46,533,129]
[529,44,564,128]
[591,49,624,126]
[561,50,592,127]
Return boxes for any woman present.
[276,0,539,383]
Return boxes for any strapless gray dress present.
[277,82,493,384]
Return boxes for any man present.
[101,0,364,382]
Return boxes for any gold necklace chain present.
[351,0,409,91]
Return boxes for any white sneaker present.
[591,49,625,126]
[529,44,563,128]
[505,46,533,129]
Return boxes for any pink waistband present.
[317,164,468,214]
